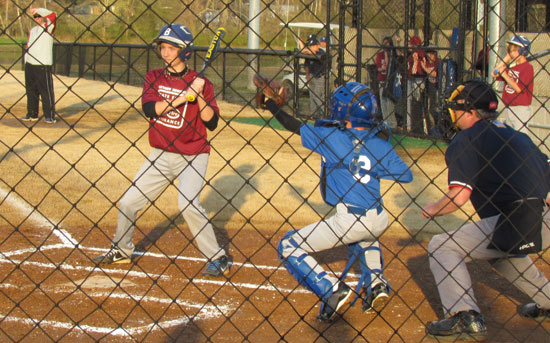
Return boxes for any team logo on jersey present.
[156,85,188,129]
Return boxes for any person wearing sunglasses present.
[422,80,550,342]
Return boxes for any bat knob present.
[187,94,196,102]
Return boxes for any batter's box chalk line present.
[0,185,77,247]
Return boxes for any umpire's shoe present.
[202,255,232,277]
[518,303,550,321]
[318,282,352,322]
[426,310,488,342]
[93,248,131,265]
[363,283,390,313]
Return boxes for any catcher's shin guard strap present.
[278,230,333,299]
[342,242,390,306]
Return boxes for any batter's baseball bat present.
[187,27,226,102]
[495,49,550,72]
[527,48,550,62]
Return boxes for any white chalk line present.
[0,185,77,247]
[0,185,361,336]
[0,302,226,338]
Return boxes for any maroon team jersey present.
[499,62,534,106]
[376,51,387,81]
[142,69,220,155]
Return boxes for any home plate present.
[66,275,136,289]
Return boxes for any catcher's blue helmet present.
[329,82,378,128]
[154,24,194,62]
[507,35,530,57]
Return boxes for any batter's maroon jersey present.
[142,69,219,155]
[498,62,534,107]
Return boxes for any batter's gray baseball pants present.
[112,148,225,261]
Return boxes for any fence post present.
[21,43,25,71]
[109,46,113,82]
[222,51,226,101]
[127,47,131,85]
[93,46,96,80]
[66,44,72,76]
[79,44,85,78]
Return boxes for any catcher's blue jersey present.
[300,124,413,209]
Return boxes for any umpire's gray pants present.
[112,148,224,261]
[429,213,550,316]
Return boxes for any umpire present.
[422,80,550,342]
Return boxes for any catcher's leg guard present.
[278,230,334,299]
[342,241,390,306]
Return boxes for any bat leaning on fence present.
[186,27,226,102]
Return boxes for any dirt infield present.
[1,71,550,342]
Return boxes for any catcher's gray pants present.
[429,213,550,316]
[112,148,224,261]
[309,76,325,117]
[287,203,390,289]
[505,105,531,134]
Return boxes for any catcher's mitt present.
[253,74,289,108]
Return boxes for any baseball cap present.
[307,34,319,46]
[320,36,327,43]
[409,35,422,47]
[446,80,498,121]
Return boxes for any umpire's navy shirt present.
[446,120,550,218]
[304,49,326,78]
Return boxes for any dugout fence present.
[1,0,550,342]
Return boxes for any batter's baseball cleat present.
[318,282,351,322]
[426,310,488,342]
[518,303,550,321]
[202,255,232,277]
[21,115,38,122]
[92,249,131,265]
[363,283,390,313]
[44,118,56,124]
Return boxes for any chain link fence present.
[1,0,550,342]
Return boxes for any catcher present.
[257,77,413,321]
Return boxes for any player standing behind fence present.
[492,35,534,133]
[93,24,231,277]
[21,8,57,124]
[376,37,397,129]
[298,34,327,117]
[257,80,412,321]
[422,80,550,342]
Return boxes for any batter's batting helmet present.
[445,80,498,122]
[329,82,378,128]
[507,35,530,57]
[154,24,194,62]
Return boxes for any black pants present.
[25,63,55,120]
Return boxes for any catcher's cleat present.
[362,283,390,313]
[318,282,351,322]
[21,115,38,122]
[44,118,57,124]
[92,249,131,265]
[426,311,488,342]
[202,255,232,277]
[518,303,550,321]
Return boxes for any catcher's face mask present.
[445,84,469,124]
